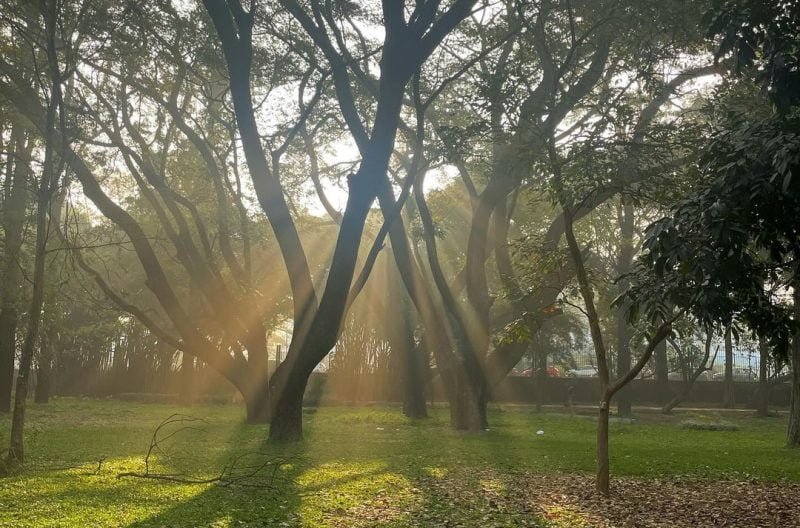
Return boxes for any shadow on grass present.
[111,408,553,527]
[9,402,793,526]
[118,417,307,528]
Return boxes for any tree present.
[1,10,276,424]
[203,0,478,441]
[0,122,33,413]
[557,157,679,495]
[397,0,713,432]
[626,0,800,445]
[662,326,718,414]
[5,0,64,468]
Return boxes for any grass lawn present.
[0,398,798,527]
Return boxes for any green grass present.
[0,398,798,527]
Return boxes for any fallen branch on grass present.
[117,414,293,488]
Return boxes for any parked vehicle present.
[519,366,561,377]
[566,365,598,378]
[668,371,715,381]
[712,367,757,382]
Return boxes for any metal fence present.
[512,339,788,382]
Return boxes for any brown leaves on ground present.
[337,470,800,527]
[506,473,800,527]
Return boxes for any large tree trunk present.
[244,377,271,424]
[243,329,270,424]
[400,333,428,420]
[450,367,487,431]
[402,348,429,419]
[386,251,428,419]
[723,326,735,409]
[788,288,800,447]
[269,359,312,442]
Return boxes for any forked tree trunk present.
[662,332,714,414]
[449,336,489,431]
[562,203,674,496]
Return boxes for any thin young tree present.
[6,0,64,468]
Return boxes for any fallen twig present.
[116,414,294,488]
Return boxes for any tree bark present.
[662,331,714,414]
[269,362,310,442]
[244,377,271,424]
[0,128,31,413]
[616,320,632,416]
[535,342,547,412]
[756,337,769,417]
[788,287,800,447]
[243,328,270,423]
[34,329,53,404]
[596,400,611,494]
[723,326,735,408]
[450,366,487,431]
[654,339,670,403]
[562,206,614,494]
[179,351,193,404]
[402,343,429,419]
[0,311,18,413]
[7,3,60,467]
[615,201,634,416]
[387,261,428,419]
